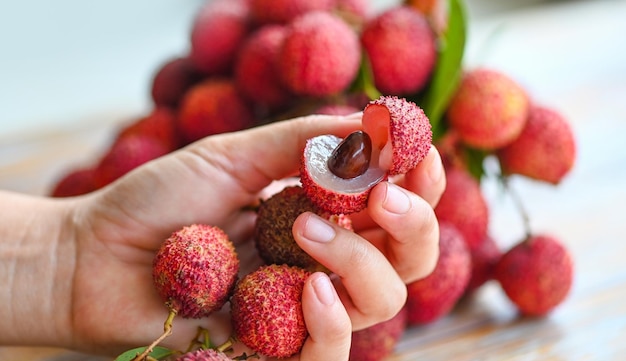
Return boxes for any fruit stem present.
[132,309,177,361]
[501,176,532,240]
[216,336,236,353]
[185,326,212,353]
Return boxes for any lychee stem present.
[186,326,212,353]
[501,176,532,239]
[216,336,236,353]
[132,309,177,361]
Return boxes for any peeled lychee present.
[150,57,203,108]
[465,235,502,294]
[50,167,97,197]
[361,6,437,96]
[434,165,489,251]
[495,234,573,316]
[349,307,407,361]
[446,68,530,150]
[231,264,311,358]
[152,224,239,319]
[249,0,335,24]
[255,186,352,272]
[178,79,255,144]
[406,222,471,325]
[115,107,180,152]
[279,11,361,97]
[176,348,232,361]
[497,105,576,185]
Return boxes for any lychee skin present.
[249,0,335,24]
[152,224,239,319]
[176,348,232,361]
[280,11,361,97]
[497,105,576,185]
[361,6,437,96]
[434,165,489,251]
[115,107,181,152]
[150,57,203,108]
[495,234,573,316]
[447,68,530,150]
[349,307,407,361]
[465,235,502,294]
[406,222,471,325]
[50,167,97,197]
[178,79,255,144]
[231,264,311,358]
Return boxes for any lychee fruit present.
[465,235,502,294]
[300,96,432,214]
[50,167,97,197]
[434,165,489,251]
[152,224,239,319]
[150,57,203,109]
[93,135,169,188]
[497,105,576,185]
[115,107,180,152]
[231,264,311,358]
[249,0,335,24]
[234,24,293,110]
[349,307,407,361]
[279,11,361,97]
[334,0,370,24]
[177,78,255,144]
[254,186,352,272]
[176,348,232,361]
[189,0,251,75]
[361,6,437,96]
[406,222,471,325]
[494,234,573,316]
[446,68,530,150]
[314,103,361,116]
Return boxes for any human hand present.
[61,112,445,359]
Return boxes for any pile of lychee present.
[45,0,577,360]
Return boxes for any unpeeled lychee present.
[279,11,361,97]
[406,222,471,325]
[249,0,335,24]
[446,68,530,150]
[176,348,231,361]
[115,107,180,152]
[465,235,502,294]
[150,57,203,108]
[152,224,239,319]
[255,186,352,272]
[231,264,311,358]
[497,105,576,185]
[361,6,437,96]
[301,96,432,214]
[495,234,573,316]
[50,167,97,197]
[349,307,407,361]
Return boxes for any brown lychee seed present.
[328,131,372,179]
[152,224,239,319]
[231,264,311,358]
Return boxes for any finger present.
[293,212,407,329]
[365,182,440,283]
[400,145,446,208]
[297,272,352,361]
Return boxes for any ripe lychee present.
[231,264,311,358]
[93,135,169,188]
[152,224,239,319]
[465,235,502,294]
[361,6,437,96]
[150,57,203,108]
[177,79,255,144]
[314,103,361,116]
[301,96,432,214]
[497,105,576,185]
[334,0,370,24]
[50,167,97,197]
[495,234,573,316]
[349,307,407,361]
[446,68,530,150]
[176,348,232,361]
[189,0,251,75]
[255,186,352,272]
[434,165,489,251]
[115,107,180,152]
[279,11,361,97]
[406,222,471,325]
[249,0,335,24]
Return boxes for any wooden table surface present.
[1,0,626,360]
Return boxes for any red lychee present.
[406,222,471,325]
[465,235,502,294]
[446,68,530,150]
[93,135,169,188]
[115,107,180,152]
[497,105,576,185]
[189,0,251,75]
[50,167,97,197]
[361,6,437,96]
[152,224,239,319]
[176,348,232,361]
[177,78,255,144]
[279,11,360,97]
[150,57,203,109]
[314,104,361,116]
[349,307,407,361]
[495,234,573,316]
[231,264,311,358]
[434,165,489,251]
[249,0,335,24]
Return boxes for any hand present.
[57,113,445,359]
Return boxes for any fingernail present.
[383,183,411,214]
[302,213,336,243]
[312,273,336,306]
[427,146,444,184]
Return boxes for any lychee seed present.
[328,131,373,180]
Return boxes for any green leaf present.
[421,0,467,137]
[114,346,176,361]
